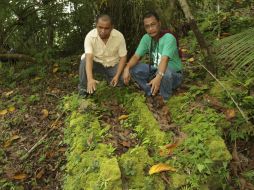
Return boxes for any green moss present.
[171,173,188,188]
[125,94,170,147]
[119,146,165,190]
[208,138,232,161]
[64,144,122,190]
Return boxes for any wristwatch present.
[157,71,164,77]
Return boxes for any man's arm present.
[148,55,169,96]
[111,55,127,86]
[123,54,140,85]
[86,53,99,94]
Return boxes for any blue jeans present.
[130,63,183,100]
[79,59,122,91]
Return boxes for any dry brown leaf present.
[0,109,8,116]
[41,109,49,119]
[149,163,176,175]
[36,168,45,179]
[118,115,129,120]
[121,141,131,148]
[8,106,16,112]
[12,173,27,180]
[58,147,67,152]
[160,142,178,156]
[53,67,59,73]
[4,135,20,148]
[225,109,236,120]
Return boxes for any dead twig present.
[20,111,65,161]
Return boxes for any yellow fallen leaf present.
[149,163,176,175]
[188,57,195,62]
[33,76,42,81]
[53,67,59,73]
[53,63,59,67]
[4,135,20,148]
[4,90,14,97]
[41,109,49,119]
[8,106,16,112]
[225,109,236,120]
[118,114,129,120]
[181,48,188,52]
[0,109,8,116]
[12,173,27,180]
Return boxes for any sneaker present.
[79,88,88,98]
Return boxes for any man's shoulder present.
[111,29,125,38]
[160,33,176,42]
[86,29,97,38]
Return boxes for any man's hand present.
[110,75,119,87]
[87,79,99,94]
[148,75,162,96]
[123,67,131,85]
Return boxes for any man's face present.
[143,16,161,38]
[96,18,113,39]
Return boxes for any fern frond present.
[215,28,254,75]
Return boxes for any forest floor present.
[0,55,254,189]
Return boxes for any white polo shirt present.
[81,28,127,67]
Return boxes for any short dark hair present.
[96,14,113,25]
[143,11,160,21]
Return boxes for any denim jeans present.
[130,63,183,100]
[79,59,122,91]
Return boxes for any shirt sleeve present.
[161,34,177,58]
[118,35,127,57]
[84,34,93,54]
[135,34,150,57]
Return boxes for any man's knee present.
[163,69,173,81]
[130,63,148,76]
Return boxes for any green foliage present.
[215,28,254,76]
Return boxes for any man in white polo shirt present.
[79,14,127,97]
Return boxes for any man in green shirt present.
[123,11,183,100]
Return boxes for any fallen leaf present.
[121,141,131,147]
[0,109,8,116]
[160,142,178,156]
[41,109,49,119]
[33,76,42,81]
[8,106,16,112]
[188,57,195,62]
[58,147,67,152]
[4,135,20,148]
[53,67,59,73]
[4,90,14,97]
[12,173,27,180]
[53,63,59,67]
[118,114,129,120]
[35,168,45,179]
[149,163,176,175]
[46,151,55,158]
[181,48,188,52]
[225,109,236,120]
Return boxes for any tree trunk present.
[178,0,216,73]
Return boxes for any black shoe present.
[79,89,88,98]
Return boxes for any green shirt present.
[135,33,182,72]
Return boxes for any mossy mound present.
[63,82,232,190]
